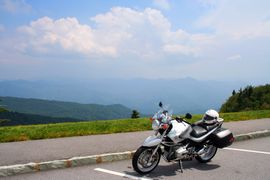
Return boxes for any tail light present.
[229,136,235,143]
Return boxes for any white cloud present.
[227,54,241,61]
[0,0,31,13]
[163,44,197,55]
[197,0,270,39]
[152,0,170,10]
[1,3,270,81]
[18,16,117,57]
[17,7,207,58]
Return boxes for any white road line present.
[224,147,270,155]
[94,168,152,180]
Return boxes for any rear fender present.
[142,136,162,147]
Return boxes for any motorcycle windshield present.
[152,104,172,123]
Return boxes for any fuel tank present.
[167,120,192,143]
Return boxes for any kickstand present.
[178,160,183,173]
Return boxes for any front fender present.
[142,135,162,147]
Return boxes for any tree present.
[220,84,270,112]
[131,110,140,119]
[247,86,253,96]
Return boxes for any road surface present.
[0,118,270,166]
[3,136,270,180]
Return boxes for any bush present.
[131,110,140,119]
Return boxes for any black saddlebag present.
[211,128,234,148]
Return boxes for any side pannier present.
[211,128,234,148]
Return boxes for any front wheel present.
[132,146,161,175]
[195,144,217,163]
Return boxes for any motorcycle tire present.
[132,146,161,175]
[195,145,217,163]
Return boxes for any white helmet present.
[203,109,219,124]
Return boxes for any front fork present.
[148,128,168,163]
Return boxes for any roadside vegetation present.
[0,110,269,143]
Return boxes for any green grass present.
[0,118,152,142]
[220,110,270,122]
[0,110,269,143]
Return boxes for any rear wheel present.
[132,146,161,175]
[195,144,217,163]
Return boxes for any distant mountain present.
[0,78,247,114]
[0,96,132,120]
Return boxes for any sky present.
[0,0,270,83]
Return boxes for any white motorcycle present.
[132,102,234,174]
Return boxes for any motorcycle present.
[132,102,234,174]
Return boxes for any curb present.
[234,129,270,141]
[0,151,136,177]
[1,129,270,177]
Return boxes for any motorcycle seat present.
[204,123,219,131]
[192,120,219,131]
[190,125,208,138]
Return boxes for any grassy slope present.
[0,110,269,143]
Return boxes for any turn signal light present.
[162,124,169,129]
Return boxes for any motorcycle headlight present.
[152,119,160,130]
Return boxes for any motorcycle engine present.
[176,146,188,158]
[175,145,195,160]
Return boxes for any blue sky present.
[0,0,270,83]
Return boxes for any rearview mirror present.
[185,113,192,119]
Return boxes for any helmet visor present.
[203,114,215,121]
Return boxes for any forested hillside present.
[0,96,132,121]
[220,84,270,112]
[0,110,82,126]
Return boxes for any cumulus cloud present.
[1,3,270,81]
[18,16,118,57]
[17,7,208,59]
[0,0,31,13]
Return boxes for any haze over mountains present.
[0,78,248,114]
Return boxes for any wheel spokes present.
[137,149,159,172]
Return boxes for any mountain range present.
[0,96,132,121]
[0,78,247,115]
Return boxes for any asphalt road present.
[3,136,270,180]
[1,118,270,166]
